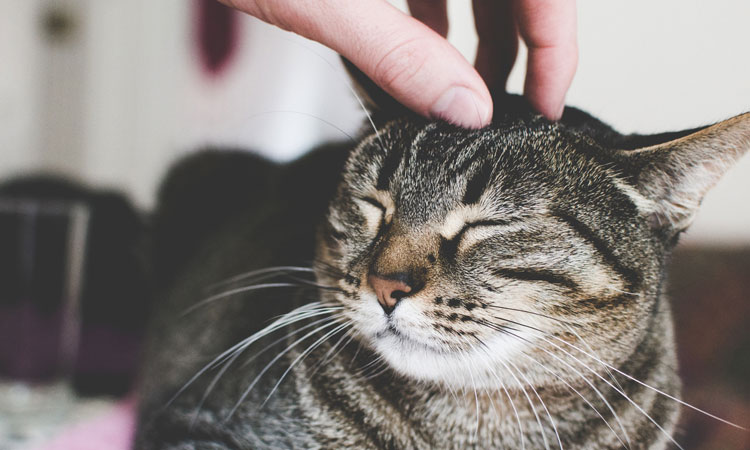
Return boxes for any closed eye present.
[354,197,389,234]
[359,197,386,212]
[492,267,578,291]
[440,219,514,257]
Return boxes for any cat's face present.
[314,112,748,389]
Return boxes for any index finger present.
[515,0,578,120]
[222,0,493,128]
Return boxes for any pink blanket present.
[34,398,136,450]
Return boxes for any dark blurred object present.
[0,195,88,442]
[41,5,78,44]
[670,247,750,450]
[0,176,149,396]
[0,197,86,383]
[196,0,238,75]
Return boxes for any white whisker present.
[548,334,747,430]
[363,365,391,380]
[308,328,356,377]
[189,345,246,428]
[505,357,563,450]
[563,324,627,399]
[499,359,551,450]
[519,351,630,449]
[359,356,389,379]
[275,36,384,149]
[243,110,357,144]
[165,303,339,408]
[237,314,347,371]
[182,283,306,316]
[460,351,481,443]
[208,266,315,292]
[261,320,353,407]
[475,345,526,450]
[226,317,346,420]
[478,320,631,448]
[535,335,684,450]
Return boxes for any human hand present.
[219,0,577,128]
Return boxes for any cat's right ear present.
[618,112,750,233]
[341,57,412,124]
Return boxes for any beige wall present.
[0,0,43,175]
[1,0,748,245]
[435,0,750,245]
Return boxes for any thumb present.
[225,0,493,128]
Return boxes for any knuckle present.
[371,37,431,92]
[234,0,297,31]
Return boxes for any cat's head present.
[314,72,750,388]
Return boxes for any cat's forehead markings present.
[374,123,433,191]
[376,144,404,191]
[462,160,496,205]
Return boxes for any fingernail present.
[430,86,492,129]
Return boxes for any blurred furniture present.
[670,247,750,449]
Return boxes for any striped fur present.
[136,101,749,449]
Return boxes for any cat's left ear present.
[619,112,750,232]
[341,57,412,123]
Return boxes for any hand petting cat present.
[217,0,578,128]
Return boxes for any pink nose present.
[368,274,412,314]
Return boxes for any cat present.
[135,82,749,448]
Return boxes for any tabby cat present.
[136,84,749,449]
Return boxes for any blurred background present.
[0,0,748,449]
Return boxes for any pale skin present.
[218,0,578,129]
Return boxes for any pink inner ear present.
[629,112,750,231]
[33,397,136,450]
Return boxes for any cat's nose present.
[367,273,414,315]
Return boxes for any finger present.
[407,0,449,37]
[473,0,518,94]
[222,0,492,128]
[515,0,578,120]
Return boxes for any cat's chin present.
[347,293,533,389]
[368,327,529,390]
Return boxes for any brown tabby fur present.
[136,92,749,449]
